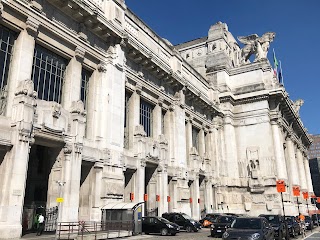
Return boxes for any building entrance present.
[22,145,61,233]
[145,163,158,216]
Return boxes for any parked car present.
[304,215,314,230]
[142,216,180,236]
[311,214,320,225]
[259,214,289,240]
[199,213,222,227]
[222,217,275,240]
[211,215,237,237]
[285,216,301,237]
[162,212,201,232]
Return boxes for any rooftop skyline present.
[126,0,320,135]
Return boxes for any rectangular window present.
[161,110,166,134]
[0,25,16,115]
[81,68,91,109]
[192,127,199,150]
[31,45,68,103]
[140,99,153,137]
[124,92,131,149]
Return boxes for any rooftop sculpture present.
[238,32,275,64]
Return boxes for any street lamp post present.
[55,180,66,240]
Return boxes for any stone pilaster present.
[85,62,107,142]
[6,19,38,117]
[61,47,84,111]
[185,118,192,166]
[135,159,146,214]
[198,128,205,158]
[0,80,37,239]
[191,176,200,220]
[303,156,313,194]
[223,116,239,179]
[204,178,214,213]
[296,148,307,191]
[90,162,103,221]
[157,166,168,216]
[128,87,141,149]
[286,135,300,186]
[153,101,162,137]
[271,120,288,180]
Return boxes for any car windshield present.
[231,218,261,229]
[305,216,311,220]
[262,215,279,224]
[158,217,171,223]
[218,216,235,223]
[182,213,192,220]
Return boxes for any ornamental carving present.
[15,79,37,99]
[26,17,40,35]
[63,144,72,155]
[75,47,85,61]
[70,100,86,117]
[52,103,61,119]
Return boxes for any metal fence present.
[56,220,133,240]
[44,206,58,232]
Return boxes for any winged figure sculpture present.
[237,32,275,64]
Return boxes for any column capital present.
[25,16,40,36]
[75,47,85,62]
[97,61,107,73]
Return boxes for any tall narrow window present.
[81,68,91,109]
[161,110,166,134]
[192,127,199,150]
[31,45,67,103]
[124,92,131,148]
[0,25,16,115]
[140,99,153,137]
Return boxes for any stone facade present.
[0,1,314,239]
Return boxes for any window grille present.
[81,68,91,109]
[124,92,131,148]
[161,110,166,134]
[0,25,16,115]
[140,99,153,137]
[192,127,199,150]
[31,45,67,103]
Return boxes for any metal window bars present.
[31,45,67,103]
[81,68,91,109]
[0,25,16,115]
[139,99,153,137]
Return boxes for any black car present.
[285,216,301,237]
[211,215,236,237]
[259,214,289,240]
[142,216,180,236]
[162,212,201,232]
[199,213,222,227]
[311,214,320,225]
[222,217,275,240]
[304,215,314,230]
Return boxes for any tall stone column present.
[223,116,239,178]
[198,128,205,158]
[128,88,141,149]
[204,178,214,213]
[191,176,200,220]
[61,47,84,111]
[296,148,308,191]
[286,135,300,186]
[90,162,103,221]
[6,18,38,117]
[185,118,192,166]
[303,156,313,194]
[271,121,288,180]
[153,101,162,137]
[0,80,37,239]
[157,166,168,216]
[85,63,107,142]
[135,160,145,214]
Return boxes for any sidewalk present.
[21,233,152,240]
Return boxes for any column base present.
[0,224,22,240]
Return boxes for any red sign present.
[130,192,134,201]
[144,194,148,202]
[302,192,309,199]
[167,196,171,202]
[293,186,300,197]
[156,195,160,202]
[189,198,193,203]
[317,197,320,203]
[276,180,286,193]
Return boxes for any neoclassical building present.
[0,0,314,239]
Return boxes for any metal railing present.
[56,220,133,240]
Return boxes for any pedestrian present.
[299,214,306,238]
[36,213,45,236]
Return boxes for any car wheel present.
[292,229,296,238]
[186,225,192,232]
[171,233,176,236]
[145,232,149,235]
[160,228,168,236]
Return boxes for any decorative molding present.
[70,100,86,117]
[15,79,37,100]
[97,62,107,73]
[25,16,40,35]
[52,103,61,119]
[75,47,85,61]
[63,144,72,155]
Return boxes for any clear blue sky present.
[126,0,320,135]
